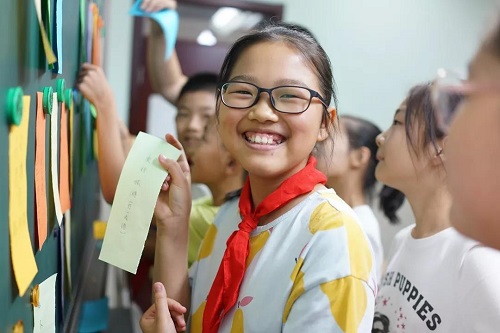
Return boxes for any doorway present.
[127,0,283,135]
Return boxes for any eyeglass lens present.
[432,74,465,133]
[221,82,314,113]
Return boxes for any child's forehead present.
[229,41,320,86]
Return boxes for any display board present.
[0,0,103,331]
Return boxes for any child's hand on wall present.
[78,63,114,112]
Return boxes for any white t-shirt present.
[189,189,377,332]
[373,225,500,333]
[353,205,384,280]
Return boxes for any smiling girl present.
[152,22,377,332]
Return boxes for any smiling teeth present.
[246,134,282,145]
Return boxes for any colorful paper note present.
[93,220,107,240]
[59,103,71,213]
[51,94,63,224]
[35,92,48,249]
[9,96,38,296]
[129,1,179,59]
[99,132,181,273]
[53,0,63,73]
[13,321,23,333]
[91,3,104,66]
[34,0,57,64]
[79,0,87,63]
[33,273,57,333]
[78,298,109,332]
[86,3,93,65]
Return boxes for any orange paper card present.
[35,92,48,249]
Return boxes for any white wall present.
[252,0,497,127]
[103,0,134,124]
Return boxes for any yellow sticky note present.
[33,273,57,333]
[93,220,107,240]
[9,96,38,296]
[13,320,24,333]
[99,132,181,273]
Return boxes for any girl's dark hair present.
[342,115,404,223]
[404,83,460,158]
[378,186,405,224]
[216,21,338,153]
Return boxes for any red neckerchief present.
[202,156,326,332]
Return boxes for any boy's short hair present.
[177,72,218,102]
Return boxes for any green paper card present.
[99,132,181,273]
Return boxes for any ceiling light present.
[211,7,241,29]
[197,29,217,46]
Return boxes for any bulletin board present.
[0,0,102,331]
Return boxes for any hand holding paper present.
[154,134,192,226]
[99,132,181,273]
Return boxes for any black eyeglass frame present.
[218,81,329,114]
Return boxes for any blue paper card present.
[78,297,109,332]
[129,0,179,60]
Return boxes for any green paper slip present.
[99,132,181,273]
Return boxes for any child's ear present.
[317,107,336,142]
[349,146,371,169]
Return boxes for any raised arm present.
[153,134,192,311]
[78,63,133,204]
[145,0,188,104]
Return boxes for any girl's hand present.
[154,134,191,227]
[141,0,177,12]
[78,63,113,110]
[140,282,187,333]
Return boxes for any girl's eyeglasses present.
[431,69,467,134]
[432,68,500,134]
[218,81,328,114]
